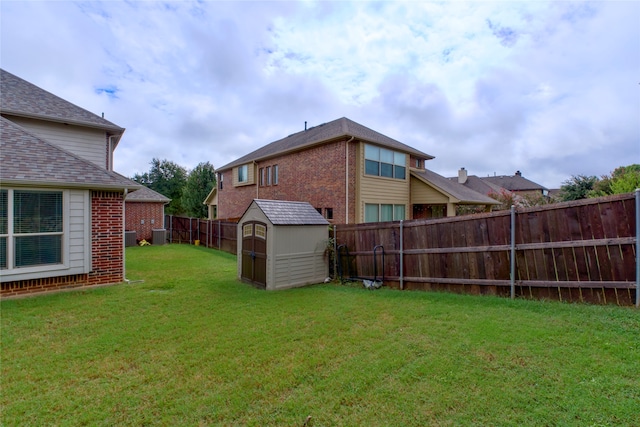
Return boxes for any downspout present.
[345,136,354,224]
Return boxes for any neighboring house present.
[452,168,549,199]
[203,186,217,220]
[0,69,141,296]
[211,117,497,223]
[125,186,170,242]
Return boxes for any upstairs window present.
[238,165,248,183]
[365,144,406,180]
[273,165,279,185]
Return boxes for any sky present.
[1,1,638,189]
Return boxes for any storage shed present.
[237,199,330,290]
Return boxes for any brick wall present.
[89,191,124,286]
[218,138,358,223]
[125,201,165,241]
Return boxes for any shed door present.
[241,221,267,288]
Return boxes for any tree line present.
[132,158,216,218]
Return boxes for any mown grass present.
[1,244,639,426]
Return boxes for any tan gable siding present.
[356,141,410,222]
[7,117,108,169]
[410,176,449,204]
[233,163,255,187]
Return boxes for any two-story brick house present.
[1,69,141,296]
[214,117,497,223]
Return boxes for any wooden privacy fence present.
[165,215,238,255]
[334,192,639,306]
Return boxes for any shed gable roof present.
[251,199,329,225]
[219,117,434,171]
[0,117,139,190]
[0,68,124,133]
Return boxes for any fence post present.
[218,220,221,249]
[400,220,404,290]
[510,205,516,300]
[333,225,337,280]
[169,215,173,243]
[636,188,640,308]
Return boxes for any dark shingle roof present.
[448,175,506,196]
[125,185,171,203]
[0,68,124,133]
[412,169,499,205]
[0,117,139,191]
[218,117,434,171]
[482,173,548,191]
[252,199,329,225]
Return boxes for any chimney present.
[305,121,307,131]
[458,167,468,184]
[515,170,522,177]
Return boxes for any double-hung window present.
[364,203,405,223]
[1,189,64,270]
[364,144,406,180]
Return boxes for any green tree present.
[609,164,640,195]
[182,162,216,218]
[559,175,598,201]
[133,158,188,215]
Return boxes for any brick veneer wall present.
[89,191,124,285]
[218,138,358,223]
[125,201,165,241]
[1,191,125,297]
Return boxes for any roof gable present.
[0,117,139,190]
[219,117,434,171]
[250,199,329,225]
[0,68,124,133]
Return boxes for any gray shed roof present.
[0,68,124,133]
[126,185,171,203]
[219,117,434,171]
[251,199,329,225]
[0,117,140,191]
[412,169,499,205]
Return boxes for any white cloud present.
[1,0,638,188]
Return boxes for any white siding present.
[68,190,90,272]
[8,117,108,169]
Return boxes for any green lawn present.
[2,244,639,426]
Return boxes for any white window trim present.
[1,188,70,280]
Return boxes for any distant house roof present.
[448,175,506,196]
[218,117,434,171]
[0,68,124,135]
[482,172,548,192]
[250,199,329,225]
[0,117,139,191]
[125,185,171,203]
[412,169,499,205]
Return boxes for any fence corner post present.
[510,205,516,300]
[400,220,404,291]
[635,188,639,308]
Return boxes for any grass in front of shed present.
[1,244,639,426]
